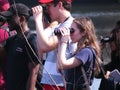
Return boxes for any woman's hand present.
[59,27,70,44]
[104,71,110,79]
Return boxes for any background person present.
[99,20,120,90]
[0,0,10,90]
[104,20,120,72]
[0,0,10,44]
[0,3,40,90]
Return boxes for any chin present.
[72,40,76,43]
[72,39,78,43]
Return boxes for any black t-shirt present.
[65,47,95,90]
[4,31,38,90]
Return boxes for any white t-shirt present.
[41,16,77,86]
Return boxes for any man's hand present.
[32,5,43,21]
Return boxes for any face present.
[45,2,59,21]
[7,15,20,31]
[70,22,84,43]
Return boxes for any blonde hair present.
[73,17,102,75]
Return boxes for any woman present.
[57,17,101,90]
[99,20,120,90]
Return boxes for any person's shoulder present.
[66,16,74,22]
[29,30,36,34]
[4,34,16,47]
[27,31,36,38]
[59,16,74,27]
[81,47,91,51]
[6,34,16,41]
[69,16,74,20]
[26,31,37,44]
[80,47,93,54]
[0,28,8,33]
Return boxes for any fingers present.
[59,27,70,36]
[32,5,43,20]
[59,27,70,43]
[32,5,43,15]
[104,71,110,79]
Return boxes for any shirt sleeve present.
[26,33,39,64]
[0,29,9,44]
[75,48,92,65]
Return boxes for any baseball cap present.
[39,0,72,4]
[0,3,31,18]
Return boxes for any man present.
[0,3,40,90]
[32,0,77,90]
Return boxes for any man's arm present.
[26,31,41,90]
[32,5,59,52]
[26,63,40,90]
[0,44,6,61]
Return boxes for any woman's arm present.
[57,28,82,70]
[57,42,82,69]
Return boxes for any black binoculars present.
[54,28,74,35]
[101,36,113,43]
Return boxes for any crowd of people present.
[0,0,120,90]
